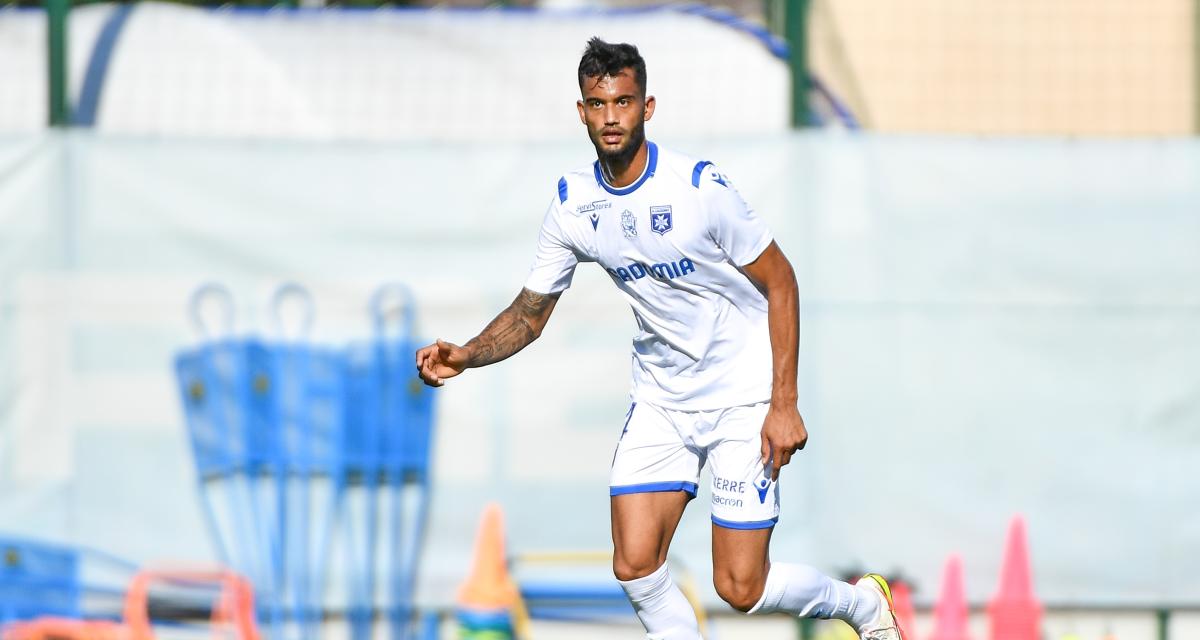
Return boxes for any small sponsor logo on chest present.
[576,200,611,215]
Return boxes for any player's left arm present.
[742,242,808,481]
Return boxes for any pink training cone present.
[988,515,1042,640]
[930,554,970,640]
[890,579,918,640]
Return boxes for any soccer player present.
[415,38,903,640]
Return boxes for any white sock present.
[746,562,880,630]
[617,563,703,640]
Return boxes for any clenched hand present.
[415,339,469,387]
[759,404,808,481]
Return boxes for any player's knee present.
[612,552,665,582]
[713,572,766,613]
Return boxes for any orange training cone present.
[930,554,970,640]
[456,503,523,639]
[988,516,1041,640]
[890,579,918,640]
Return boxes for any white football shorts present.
[608,400,780,529]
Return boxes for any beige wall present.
[810,0,1197,135]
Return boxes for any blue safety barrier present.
[509,553,709,636]
[174,283,437,640]
[0,535,138,624]
[518,581,635,624]
[0,537,81,622]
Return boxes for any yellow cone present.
[456,503,529,639]
[457,502,522,609]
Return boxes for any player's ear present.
[577,100,587,125]
[643,95,655,122]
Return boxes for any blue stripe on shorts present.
[711,515,778,530]
[610,481,698,497]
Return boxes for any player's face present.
[577,70,655,161]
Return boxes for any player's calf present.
[744,563,885,636]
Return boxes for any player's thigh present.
[610,491,691,580]
[711,524,772,610]
[704,403,778,606]
[608,401,700,580]
[711,523,772,578]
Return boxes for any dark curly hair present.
[577,37,647,95]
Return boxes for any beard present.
[591,119,646,167]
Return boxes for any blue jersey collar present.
[593,141,658,196]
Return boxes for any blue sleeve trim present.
[610,481,697,497]
[557,177,568,204]
[75,3,135,126]
[691,160,713,188]
[711,515,778,530]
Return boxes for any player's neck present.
[597,141,649,188]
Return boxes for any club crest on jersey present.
[621,210,638,238]
[649,205,673,235]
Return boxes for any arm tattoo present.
[513,288,554,319]
[464,289,556,367]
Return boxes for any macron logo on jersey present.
[575,200,611,231]
[607,258,696,283]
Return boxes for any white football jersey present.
[524,142,774,410]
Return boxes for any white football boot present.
[857,573,905,640]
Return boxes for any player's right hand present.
[415,339,469,387]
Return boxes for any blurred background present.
[1,0,1199,639]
